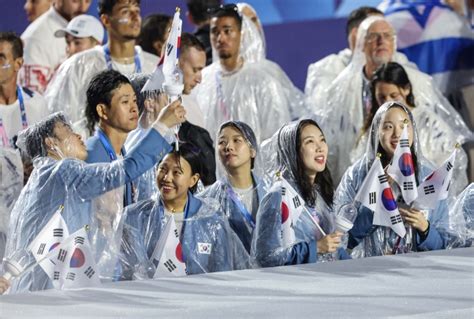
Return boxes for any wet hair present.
[219,121,257,169]
[128,72,149,115]
[98,0,141,16]
[85,70,132,135]
[168,142,203,194]
[210,3,242,30]
[0,31,23,59]
[361,62,415,137]
[346,6,382,38]
[181,32,206,54]
[23,112,69,159]
[295,119,334,207]
[138,14,172,55]
[186,0,222,25]
[376,103,420,183]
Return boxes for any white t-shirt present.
[233,185,258,220]
[165,209,184,235]
[20,7,68,94]
[0,87,49,147]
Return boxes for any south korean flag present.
[279,177,306,247]
[355,157,406,238]
[387,123,418,205]
[46,227,101,290]
[152,216,187,278]
[28,205,69,285]
[414,148,457,210]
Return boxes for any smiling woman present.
[334,101,453,259]
[120,142,250,278]
[251,119,350,269]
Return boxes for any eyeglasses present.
[365,32,395,43]
[207,3,239,15]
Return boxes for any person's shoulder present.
[21,10,52,39]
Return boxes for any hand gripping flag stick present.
[2,224,90,283]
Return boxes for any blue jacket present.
[6,128,171,293]
[86,130,133,206]
[199,173,267,253]
[251,181,348,268]
[121,192,241,277]
[334,156,450,258]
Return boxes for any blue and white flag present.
[380,0,474,93]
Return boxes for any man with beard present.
[45,0,158,137]
[197,4,293,143]
[312,15,472,184]
[20,0,91,94]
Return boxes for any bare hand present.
[399,207,429,232]
[0,276,10,294]
[157,99,186,128]
[317,232,342,253]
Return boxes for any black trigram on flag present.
[53,271,60,280]
[390,215,403,225]
[446,161,453,172]
[37,243,46,255]
[281,186,287,196]
[66,272,76,281]
[292,196,301,208]
[399,139,409,148]
[166,43,173,56]
[174,228,179,238]
[164,259,177,272]
[369,192,376,204]
[403,181,414,190]
[74,236,85,245]
[84,266,95,279]
[424,185,435,195]
[57,249,68,262]
[378,174,388,184]
[53,228,63,237]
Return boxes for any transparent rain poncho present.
[3,112,172,293]
[445,183,474,249]
[251,120,343,268]
[197,12,307,144]
[0,147,24,261]
[44,46,158,134]
[120,192,250,278]
[334,102,452,258]
[199,120,269,255]
[311,15,473,185]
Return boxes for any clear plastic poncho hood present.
[311,15,473,187]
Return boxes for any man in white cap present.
[54,14,104,58]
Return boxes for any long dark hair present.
[295,119,334,207]
[362,62,415,138]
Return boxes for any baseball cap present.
[54,14,104,43]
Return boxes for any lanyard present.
[103,45,142,73]
[226,184,256,228]
[97,129,136,204]
[97,129,120,160]
[215,71,230,121]
[0,86,27,147]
